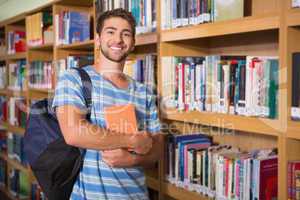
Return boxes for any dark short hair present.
[96,8,136,37]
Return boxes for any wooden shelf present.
[135,32,158,46]
[28,43,53,51]
[0,121,25,135]
[0,89,7,96]
[54,0,93,7]
[56,40,94,50]
[6,89,27,97]
[145,175,159,191]
[0,152,28,173]
[29,88,54,99]
[160,14,279,42]
[287,120,300,140]
[6,52,26,60]
[162,182,210,200]
[0,54,6,60]
[162,110,280,136]
[287,9,300,26]
[145,168,159,191]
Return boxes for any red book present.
[259,156,278,200]
[104,104,138,134]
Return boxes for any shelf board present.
[28,43,53,51]
[0,54,6,61]
[6,52,27,60]
[287,9,300,26]
[145,175,159,191]
[162,110,280,136]
[29,88,54,99]
[0,152,28,173]
[135,32,158,46]
[0,89,7,96]
[162,182,210,200]
[160,14,279,42]
[6,89,27,97]
[0,121,25,135]
[56,40,94,50]
[54,0,93,7]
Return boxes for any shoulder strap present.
[72,67,92,121]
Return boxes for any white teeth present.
[110,46,121,50]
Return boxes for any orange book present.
[104,104,138,134]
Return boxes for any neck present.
[95,54,125,79]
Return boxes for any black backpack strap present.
[72,67,92,121]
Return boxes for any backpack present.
[24,67,92,200]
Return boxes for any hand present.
[102,149,136,168]
[128,131,153,155]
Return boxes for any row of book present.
[124,55,157,90]
[0,96,6,122]
[7,30,26,55]
[0,159,6,188]
[292,52,300,121]
[161,56,279,119]
[1,157,45,200]
[55,10,91,45]
[161,0,244,30]
[288,161,300,200]
[8,60,26,91]
[95,0,157,34]
[0,129,6,152]
[0,63,6,89]
[31,182,47,200]
[0,97,27,128]
[55,53,94,82]
[8,168,30,199]
[292,0,300,7]
[165,133,278,199]
[26,11,53,47]
[7,132,27,165]
[29,61,53,89]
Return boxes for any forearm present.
[65,119,133,150]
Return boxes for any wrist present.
[124,134,135,149]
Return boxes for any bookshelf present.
[0,0,298,199]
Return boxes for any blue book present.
[174,133,210,144]
[69,11,90,44]
[177,137,211,181]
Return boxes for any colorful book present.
[104,104,138,134]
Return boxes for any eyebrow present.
[104,26,132,33]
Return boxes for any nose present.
[114,32,123,43]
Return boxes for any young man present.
[53,8,162,200]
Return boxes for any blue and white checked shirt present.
[52,65,160,200]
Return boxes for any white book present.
[195,64,201,110]
[178,63,184,110]
[146,0,152,32]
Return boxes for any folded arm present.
[102,133,163,168]
[56,105,152,154]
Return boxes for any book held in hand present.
[104,104,138,134]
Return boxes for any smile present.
[110,46,122,50]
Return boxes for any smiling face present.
[97,17,135,63]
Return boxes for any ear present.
[95,34,101,49]
[130,45,135,52]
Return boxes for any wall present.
[0,0,53,21]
